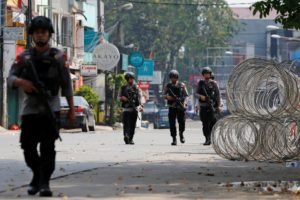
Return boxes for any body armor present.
[21,48,61,97]
[199,80,218,107]
[121,85,139,108]
[166,82,185,106]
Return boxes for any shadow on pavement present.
[1,158,300,199]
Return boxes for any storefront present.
[5,1,27,128]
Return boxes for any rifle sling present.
[26,59,61,140]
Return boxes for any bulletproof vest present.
[199,80,218,105]
[121,85,139,108]
[166,82,184,105]
[21,48,61,97]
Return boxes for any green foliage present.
[100,0,239,122]
[75,85,99,107]
[114,101,123,123]
[104,0,239,71]
[107,73,126,91]
[251,0,300,30]
[106,73,126,123]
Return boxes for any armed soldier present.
[7,16,75,197]
[164,70,188,146]
[119,72,144,145]
[196,67,221,145]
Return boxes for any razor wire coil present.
[212,58,300,161]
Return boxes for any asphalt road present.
[1,120,300,199]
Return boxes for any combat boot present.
[27,185,39,196]
[129,136,135,145]
[39,184,52,197]
[129,140,135,145]
[27,172,40,195]
[39,170,53,197]
[179,132,185,143]
[203,137,211,145]
[171,137,177,146]
[207,138,211,145]
[124,135,130,144]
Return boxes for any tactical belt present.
[123,108,135,112]
[199,102,211,107]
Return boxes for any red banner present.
[137,81,150,90]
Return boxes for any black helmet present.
[169,70,179,78]
[28,16,55,35]
[125,72,135,80]
[202,67,212,75]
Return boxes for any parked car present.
[60,96,96,132]
[142,101,159,123]
[153,108,170,129]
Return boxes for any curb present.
[0,126,7,132]
[95,126,114,131]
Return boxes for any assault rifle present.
[25,59,61,140]
[201,83,215,113]
[168,87,186,111]
[126,88,141,120]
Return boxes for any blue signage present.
[129,52,144,67]
[137,59,154,81]
[122,54,129,71]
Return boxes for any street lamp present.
[178,46,185,59]
[99,2,133,38]
[123,43,134,49]
[266,25,298,60]
[117,3,133,11]
[266,25,281,31]
[225,51,233,55]
[106,3,133,126]
[271,34,300,41]
[265,25,282,59]
[271,34,282,39]
[271,34,300,61]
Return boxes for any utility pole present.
[97,0,109,124]
[97,0,103,34]
[0,0,6,127]
[26,0,32,49]
[109,21,124,125]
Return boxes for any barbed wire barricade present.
[212,58,300,162]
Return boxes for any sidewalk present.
[95,125,114,131]
[0,126,7,132]
[0,125,114,134]
[0,126,20,136]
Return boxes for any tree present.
[75,85,99,107]
[251,0,300,29]
[183,2,239,80]
[107,73,126,124]
[104,0,239,96]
